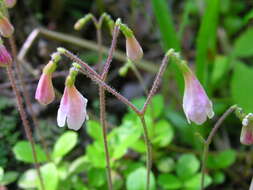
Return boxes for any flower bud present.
[35,61,57,105]
[0,44,12,66]
[240,124,253,145]
[4,0,17,8]
[74,14,92,31]
[0,16,14,38]
[126,36,143,61]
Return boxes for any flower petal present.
[35,73,55,105]
[66,86,88,131]
[57,87,69,127]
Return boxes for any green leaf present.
[18,169,37,189]
[176,154,200,179]
[196,0,220,85]
[158,174,182,189]
[151,0,184,92]
[183,173,212,189]
[111,125,141,159]
[231,62,253,113]
[156,157,175,173]
[86,120,103,141]
[152,120,174,147]
[212,171,225,185]
[13,141,47,163]
[68,156,90,175]
[86,142,106,168]
[37,163,58,190]
[211,56,228,86]
[0,167,3,181]
[53,131,78,159]
[88,168,106,187]
[126,167,156,190]
[0,171,18,185]
[151,0,180,51]
[233,28,253,57]
[207,149,236,169]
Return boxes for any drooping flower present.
[4,0,17,8]
[35,61,56,105]
[57,84,88,131]
[240,113,253,145]
[240,124,253,145]
[0,16,14,38]
[0,44,12,66]
[181,62,214,125]
[126,36,143,61]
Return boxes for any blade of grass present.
[196,0,220,87]
[151,0,184,93]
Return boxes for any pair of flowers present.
[35,55,88,131]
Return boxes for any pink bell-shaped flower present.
[35,61,56,105]
[126,36,143,61]
[0,16,14,38]
[4,0,17,8]
[57,84,88,131]
[240,114,253,145]
[181,62,214,125]
[0,44,12,66]
[240,124,253,145]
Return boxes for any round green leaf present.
[86,120,103,141]
[156,157,175,173]
[18,169,37,189]
[176,154,200,179]
[0,171,18,185]
[184,173,212,189]
[207,149,236,169]
[37,163,58,190]
[233,28,253,57]
[158,174,182,189]
[88,168,106,187]
[13,141,47,163]
[53,131,78,159]
[152,120,174,147]
[212,171,225,185]
[126,167,156,190]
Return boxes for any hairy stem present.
[140,115,152,190]
[8,36,51,161]
[200,105,237,190]
[98,21,119,190]
[6,66,45,190]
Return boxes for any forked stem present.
[200,105,237,190]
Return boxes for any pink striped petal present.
[57,87,69,127]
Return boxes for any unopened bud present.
[0,16,14,38]
[240,124,253,145]
[74,14,93,31]
[0,44,12,66]
[126,36,143,61]
[4,0,17,8]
